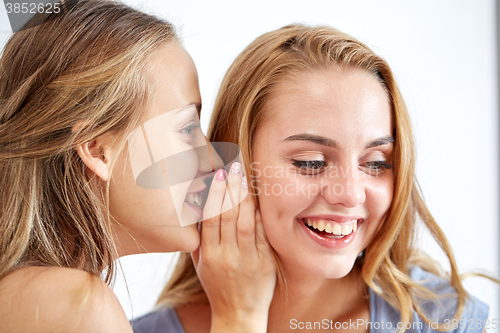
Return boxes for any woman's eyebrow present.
[170,102,202,114]
[283,134,394,149]
[283,134,336,148]
[365,136,394,148]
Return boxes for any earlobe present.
[76,141,110,181]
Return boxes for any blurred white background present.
[1,0,498,329]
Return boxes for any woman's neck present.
[267,262,369,332]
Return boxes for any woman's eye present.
[292,159,327,174]
[180,123,200,136]
[363,160,393,175]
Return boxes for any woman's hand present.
[192,162,276,333]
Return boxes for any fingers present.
[201,168,227,249]
[254,209,272,259]
[222,162,242,213]
[240,174,249,203]
[237,181,257,256]
[220,162,243,248]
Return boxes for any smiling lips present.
[185,192,203,208]
[302,218,360,238]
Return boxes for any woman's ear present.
[73,122,113,181]
[76,140,111,181]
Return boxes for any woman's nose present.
[322,164,366,208]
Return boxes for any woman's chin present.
[283,254,359,280]
[175,223,201,253]
[314,264,356,279]
[179,242,200,253]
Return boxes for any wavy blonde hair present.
[158,24,490,331]
[0,0,176,283]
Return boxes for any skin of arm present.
[0,266,132,333]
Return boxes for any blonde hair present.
[158,24,489,330]
[0,0,176,282]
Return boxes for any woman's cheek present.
[258,173,313,225]
[365,173,394,231]
[373,172,394,212]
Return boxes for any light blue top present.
[131,266,489,333]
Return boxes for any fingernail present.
[215,169,226,181]
[230,162,241,174]
[242,177,248,189]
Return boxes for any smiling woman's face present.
[252,66,394,279]
[108,41,211,255]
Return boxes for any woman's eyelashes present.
[291,159,327,174]
[361,160,393,176]
[291,158,393,176]
[365,160,393,170]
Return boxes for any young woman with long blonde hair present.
[139,24,492,333]
[0,1,276,332]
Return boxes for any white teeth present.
[186,192,202,207]
[332,224,342,235]
[341,224,352,236]
[304,218,359,237]
[193,193,201,206]
[317,220,325,231]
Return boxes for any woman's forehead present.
[260,67,391,133]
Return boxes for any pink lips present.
[184,187,206,222]
[297,214,364,222]
[297,215,365,249]
[184,200,203,220]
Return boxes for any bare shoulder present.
[0,266,132,333]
